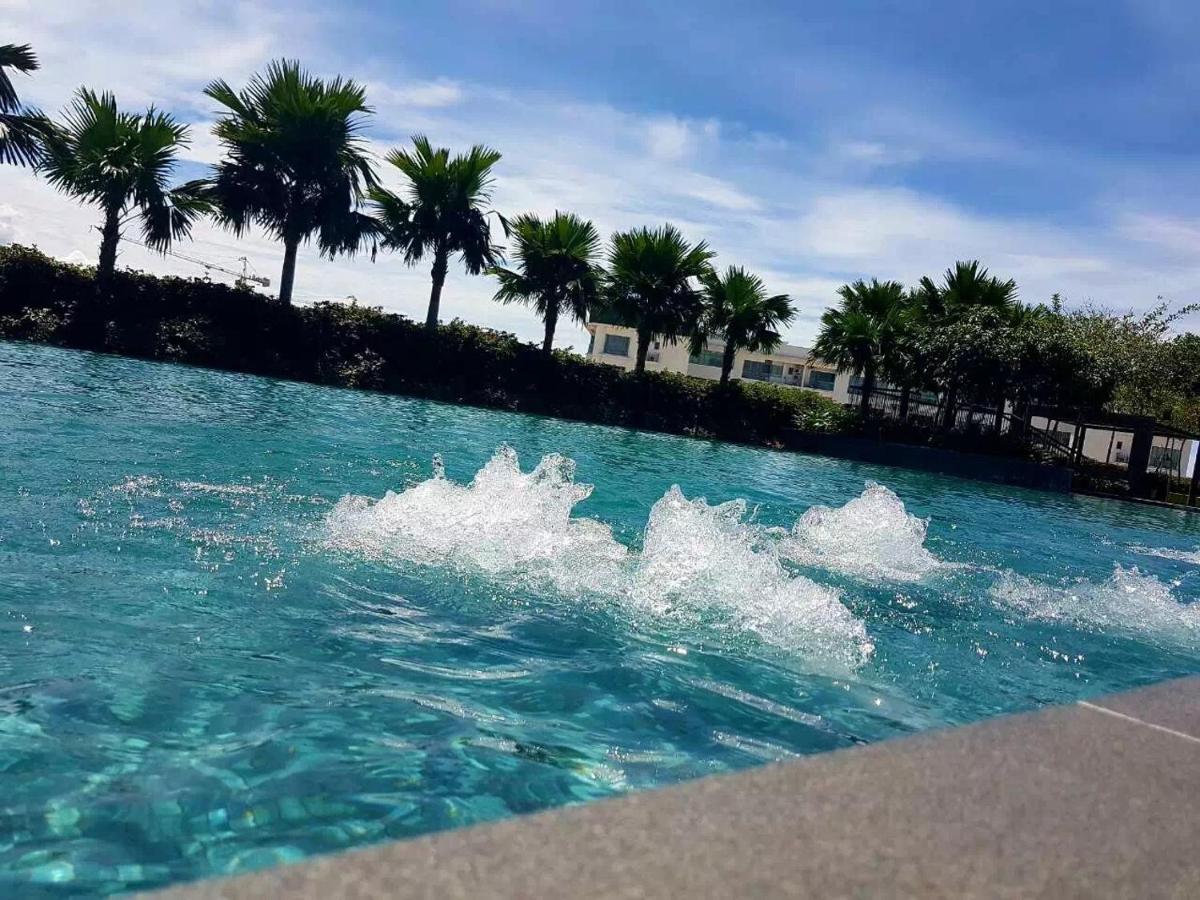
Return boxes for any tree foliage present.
[371,135,504,329]
[490,211,604,353]
[200,60,378,304]
[690,266,795,384]
[39,88,208,281]
[605,224,714,374]
[813,279,907,412]
[0,43,50,167]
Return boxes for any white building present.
[584,321,855,403]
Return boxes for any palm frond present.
[0,43,38,114]
[203,59,378,248]
[375,135,505,275]
[40,87,197,257]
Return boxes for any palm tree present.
[39,89,208,284]
[605,224,714,374]
[201,60,378,305]
[918,260,1019,428]
[0,43,48,167]
[813,279,907,415]
[490,211,603,353]
[879,290,931,423]
[370,136,503,330]
[690,266,795,385]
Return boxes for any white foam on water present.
[780,482,944,583]
[629,486,872,669]
[1130,545,1200,565]
[325,446,628,595]
[990,565,1200,643]
[324,447,873,670]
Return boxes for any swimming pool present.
[1,340,1197,894]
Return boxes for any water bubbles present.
[324,448,875,670]
[630,485,872,669]
[325,446,627,595]
[781,482,944,583]
[1129,544,1200,565]
[990,565,1200,643]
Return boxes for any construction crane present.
[119,235,271,289]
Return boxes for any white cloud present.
[0,204,18,245]
[643,115,720,163]
[372,79,464,109]
[1118,212,1200,256]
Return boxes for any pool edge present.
[147,676,1200,899]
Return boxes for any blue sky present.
[2,0,1199,347]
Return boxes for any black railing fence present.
[847,385,1076,463]
[846,384,1200,504]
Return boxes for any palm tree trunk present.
[541,302,558,354]
[898,385,911,422]
[425,248,449,331]
[278,236,300,305]
[96,205,122,286]
[992,392,1006,435]
[859,364,875,416]
[942,380,959,430]
[634,327,652,374]
[720,342,737,385]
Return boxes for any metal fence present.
[847,386,1077,464]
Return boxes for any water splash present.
[325,446,628,594]
[324,447,873,669]
[1130,545,1200,565]
[781,482,944,582]
[629,486,872,668]
[990,565,1200,642]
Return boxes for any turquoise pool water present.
[1,340,1198,895]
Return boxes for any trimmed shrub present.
[0,245,853,447]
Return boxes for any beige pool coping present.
[152,676,1200,899]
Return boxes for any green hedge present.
[0,244,855,445]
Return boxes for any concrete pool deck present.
[155,676,1200,899]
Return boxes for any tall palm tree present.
[0,43,48,167]
[201,60,378,305]
[370,136,503,330]
[605,224,714,374]
[813,279,907,415]
[690,266,795,385]
[39,89,208,283]
[918,260,1019,427]
[490,211,603,353]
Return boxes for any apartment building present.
[584,321,854,403]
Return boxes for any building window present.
[742,360,783,382]
[689,349,724,368]
[807,370,836,391]
[602,334,630,357]
[586,332,595,355]
[1150,446,1182,471]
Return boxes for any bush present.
[0,245,853,447]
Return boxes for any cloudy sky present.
[2,0,1199,348]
